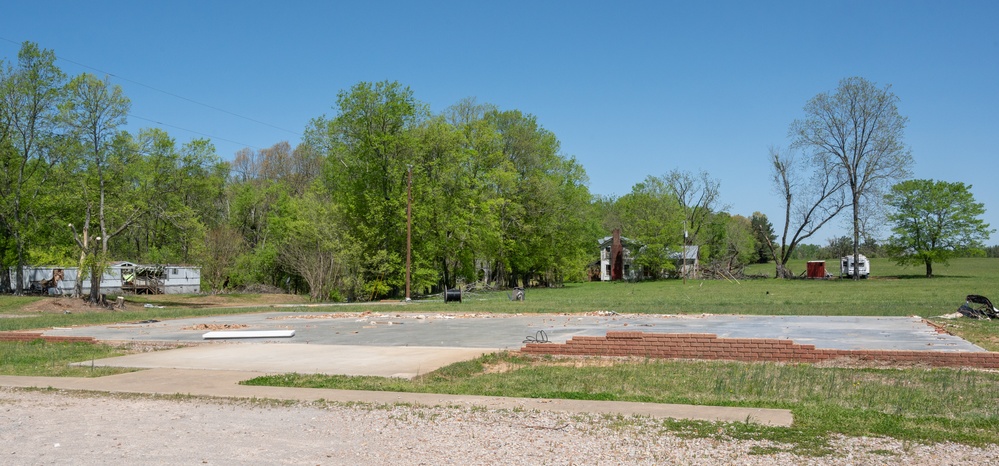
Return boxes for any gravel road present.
[2,388,996,465]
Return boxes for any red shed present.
[806,261,826,279]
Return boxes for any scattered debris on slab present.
[184,323,249,331]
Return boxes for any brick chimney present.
[611,228,623,281]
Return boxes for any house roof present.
[668,245,699,260]
[597,236,643,248]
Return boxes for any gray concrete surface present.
[43,311,984,351]
[77,344,495,378]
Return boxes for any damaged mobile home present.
[14,262,201,295]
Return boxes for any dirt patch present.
[130,293,307,309]
[182,323,250,331]
[16,297,107,314]
[7,293,308,315]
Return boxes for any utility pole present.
[405,165,412,301]
[682,224,688,285]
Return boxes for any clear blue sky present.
[3,0,997,245]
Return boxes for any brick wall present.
[0,332,96,344]
[521,331,999,369]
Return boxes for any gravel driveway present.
[3,388,997,465]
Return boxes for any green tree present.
[411,115,475,291]
[791,77,913,279]
[305,81,425,298]
[60,73,132,301]
[0,42,66,294]
[750,212,775,263]
[884,179,994,277]
[117,130,226,264]
[821,235,854,260]
[615,176,683,278]
[277,188,359,301]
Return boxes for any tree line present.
[2,42,992,302]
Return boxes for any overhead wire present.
[127,114,263,150]
[0,35,299,151]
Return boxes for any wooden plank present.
[202,330,296,340]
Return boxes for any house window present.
[605,264,611,276]
[172,268,179,275]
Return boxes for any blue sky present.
[3,0,997,244]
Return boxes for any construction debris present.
[956,295,999,319]
[185,323,248,331]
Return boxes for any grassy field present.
[245,352,999,452]
[406,257,999,317]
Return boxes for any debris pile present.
[184,323,249,331]
[957,295,999,319]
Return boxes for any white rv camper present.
[840,254,870,279]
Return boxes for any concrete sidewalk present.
[74,344,497,378]
[0,368,794,426]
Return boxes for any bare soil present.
[13,293,307,315]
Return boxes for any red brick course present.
[0,332,96,344]
[520,331,999,369]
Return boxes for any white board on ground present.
[202,330,295,339]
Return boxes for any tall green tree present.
[884,179,994,277]
[0,42,66,294]
[485,109,591,286]
[411,115,475,291]
[791,77,913,279]
[60,73,132,301]
[305,81,425,298]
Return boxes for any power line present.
[128,114,263,151]
[0,36,302,145]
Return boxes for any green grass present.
[244,352,999,452]
[404,257,999,317]
[0,340,134,377]
[0,296,43,314]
